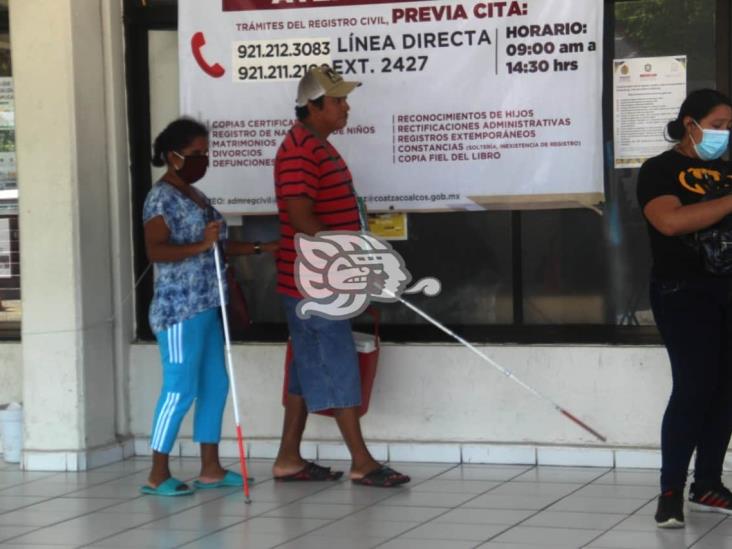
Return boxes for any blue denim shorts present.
[282,295,361,413]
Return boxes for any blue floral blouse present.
[142,181,227,334]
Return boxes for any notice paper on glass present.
[613,56,687,169]
[368,213,408,241]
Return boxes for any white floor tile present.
[461,445,536,465]
[477,541,546,549]
[301,487,397,505]
[615,512,724,534]
[489,481,580,497]
[522,510,627,530]
[179,530,292,549]
[97,496,203,516]
[7,513,151,546]
[87,528,204,548]
[411,479,499,494]
[349,505,450,523]
[490,525,604,546]
[0,525,36,543]
[0,495,47,512]
[546,495,651,514]
[587,529,700,548]
[166,495,279,518]
[0,508,90,527]
[388,443,461,463]
[0,482,81,497]
[311,518,417,539]
[380,539,476,549]
[139,510,245,533]
[614,450,662,469]
[537,447,614,468]
[462,493,562,510]
[572,483,659,499]
[384,461,457,479]
[513,466,609,484]
[436,508,534,525]
[0,545,67,549]
[23,497,125,513]
[1,457,719,549]
[594,469,660,487]
[261,502,363,519]
[691,516,732,535]
[274,535,388,549]
[693,535,732,549]
[217,516,330,536]
[65,482,147,498]
[380,489,478,508]
[400,521,508,541]
[436,465,532,482]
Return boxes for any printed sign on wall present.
[179,0,604,213]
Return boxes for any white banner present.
[179,0,604,214]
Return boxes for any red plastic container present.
[282,309,380,417]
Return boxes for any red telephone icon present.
[191,32,225,78]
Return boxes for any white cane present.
[383,287,607,443]
[332,226,607,444]
[212,243,252,503]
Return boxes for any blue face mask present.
[692,120,729,161]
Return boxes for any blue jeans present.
[282,295,361,413]
[651,277,732,491]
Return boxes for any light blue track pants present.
[150,308,229,454]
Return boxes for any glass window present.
[521,0,718,327]
[131,0,727,342]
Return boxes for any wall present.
[129,342,671,460]
[0,342,20,405]
[10,0,128,468]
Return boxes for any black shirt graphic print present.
[637,148,732,279]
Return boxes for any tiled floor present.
[0,457,730,548]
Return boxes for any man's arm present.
[286,197,326,236]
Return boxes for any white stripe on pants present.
[151,392,180,452]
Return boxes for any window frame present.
[0,7,19,341]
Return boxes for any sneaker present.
[655,489,685,528]
[689,483,732,515]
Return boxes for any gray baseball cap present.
[296,64,361,107]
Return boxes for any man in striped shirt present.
[272,65,410,488]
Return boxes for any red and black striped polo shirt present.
[274,122,361,298]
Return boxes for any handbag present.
[225,265,251,337]
[684,172,732,275]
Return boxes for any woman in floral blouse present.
[141,118,275,496]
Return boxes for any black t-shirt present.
[637,149,732,279]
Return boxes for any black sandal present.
[274,461,344,482]
[352,465,411,487]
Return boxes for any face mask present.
[173,152,209,184]
[691,120,730,161]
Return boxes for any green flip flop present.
[193,470,253,490]
[140,477,194,497]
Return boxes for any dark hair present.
[295,96,325,121]
[151,118,208,167]
[667,89,732,141]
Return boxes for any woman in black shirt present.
[638,89,732,528]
